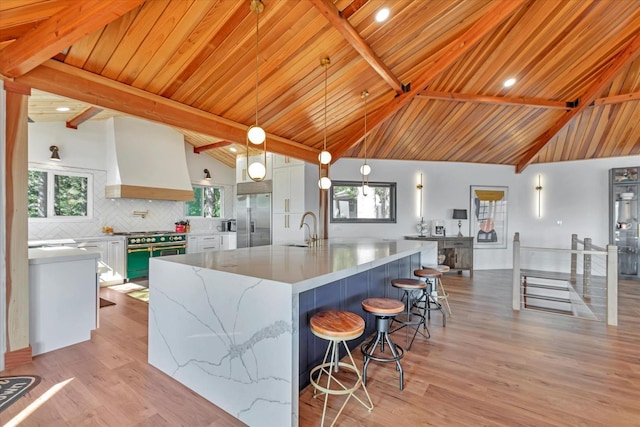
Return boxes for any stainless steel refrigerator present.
[237,193,272,248]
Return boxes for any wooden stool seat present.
[414,268,442,278]
[436,265,451,273]
[310,310,365,341]
[309,310,373,426]
[391,278,426,290]
[362,298,404,316]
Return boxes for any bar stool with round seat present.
[423,264,453,317]
[389,278,430,350]
[413,268,447,327]
[360,297,406,390]
[310,310,374,426]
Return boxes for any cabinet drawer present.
[441,240,470,249]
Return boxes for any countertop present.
[153,237,435,292]
[29,246,101,265]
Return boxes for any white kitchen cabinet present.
[220,233,237,250]
[187,235,201,254]
[105,238,126,285]
[29,247,99,356]
[188,233,236,253]
[272,213,305,244]
[272,154,303,168]
[199,235,220,251]
[272,155,319,244]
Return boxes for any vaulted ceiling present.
[1,0,639,171]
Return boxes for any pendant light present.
[247,0,267,182]
[318,57,332,190]
[360,90,371,195]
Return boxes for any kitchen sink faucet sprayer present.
[300,211,319,247]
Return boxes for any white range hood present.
[105,116,193,201]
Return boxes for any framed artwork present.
[470,185,508,249]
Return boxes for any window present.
[330,181,396,223]
[28,168,92,219]
[185,185,223,218]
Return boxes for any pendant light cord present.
[323,61,328,152]
[254,7,259,127]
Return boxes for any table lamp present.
[452,209,467,237]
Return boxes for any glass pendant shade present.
[362,184,370,196]
[318,150,332,165]
[318,176,332,189]
[360,163,371,176]
[247,125,266,144]
[248,161,266,180]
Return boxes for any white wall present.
[330,156,640,270]
[27,120,236,239]
[0,80,6,371]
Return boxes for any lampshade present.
[360,163,371,176]
[318,176,332,189]
[248,161,266,181]
[50,145,61,161]
[452,209,468,220]
[318,150,332,164]
[247,125,265,144]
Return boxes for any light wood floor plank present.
[1,270,639,426]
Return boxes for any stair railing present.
[512,232,618,326]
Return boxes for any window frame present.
[28,166,94,221]
[330,180,397,223]
[184,184,224,218]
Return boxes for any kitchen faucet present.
[300,211,318,247]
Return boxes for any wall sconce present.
[536,174,543,217]
[49,145,61,161]
[204,168,211,180]
[452,209,468,237]
[416,173,428,236]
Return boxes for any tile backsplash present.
[28,167,235,240]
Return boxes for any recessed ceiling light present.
[56,107,70,112]
[230,147,237,153]
[503,78,516,88]
[375,8,390,22]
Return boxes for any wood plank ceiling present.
[1,0,639,170]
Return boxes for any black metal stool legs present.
[361,315,405,390]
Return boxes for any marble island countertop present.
[154,237,435,293]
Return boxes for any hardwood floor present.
[2,271,639,426]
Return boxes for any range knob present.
[160,236,165,241]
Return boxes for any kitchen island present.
[148,238,436,426]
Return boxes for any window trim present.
[330,180,397,223]
[28,166,94,221]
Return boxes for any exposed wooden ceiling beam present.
[15,59,321,164]
[516,33,640,173]
[309,0,405,94]
[66,106,103,129]
[417,90,571,110]
[330,0,527,161]
[340,0,369,20]
[193,141,232,154]
[0,0,144,78]
[593,91,640,107]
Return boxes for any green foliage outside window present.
[28,169,90,218]
[185,186,222,218]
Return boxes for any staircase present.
[523,276,573,315]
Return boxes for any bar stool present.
[310,310,374,426]
[432,264,453,316]
[360,298,405,390]
[414,268,447,327]
[390,278,430,350]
